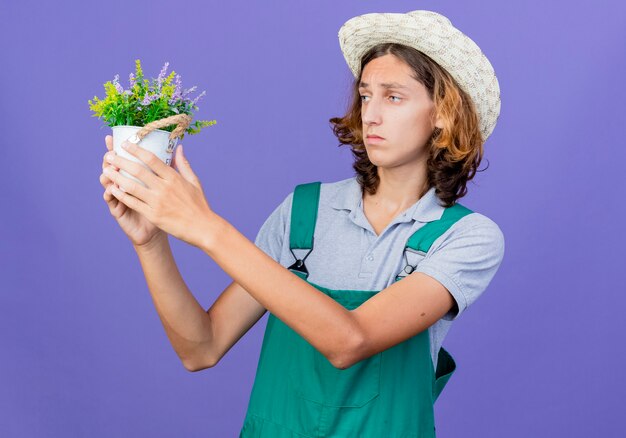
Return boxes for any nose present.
[361,96,383,126]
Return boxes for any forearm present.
[200,215,361,367]
[133,233,214,369]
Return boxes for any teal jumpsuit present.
[240,181,473,437]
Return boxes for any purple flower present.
[112,74,124,94]
[191,90,206,106]
[129,72,136,88]
[169,74,183,104]
[182,86,197,97]
[156,62,170,89]
[141,93,160,106]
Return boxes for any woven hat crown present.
[338,10,501,142]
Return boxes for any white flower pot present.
[111,125,179,189]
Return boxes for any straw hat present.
[338,10,501,142]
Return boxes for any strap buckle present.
[396,247,427,280]
[288,236,314,276]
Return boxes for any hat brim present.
[338,10,501,142]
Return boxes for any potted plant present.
[88,59,217,187]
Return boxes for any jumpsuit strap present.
[395,202,474,282]
[287,181,322,280]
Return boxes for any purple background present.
[1,0,624,436]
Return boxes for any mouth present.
[366,135,384,140]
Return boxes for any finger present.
[100,159,122,188]
[104,185,127,218]
[121,140,173,180]
[103,184,115,203]
[105,152,159,189]
[103,184,117,207]
[100,172,113,189]
[105,135,113,152]
[103,165,153,205]
[102,151,119,172]
[173,144,200,186]
[109,181,151,219]
[99,171,120,194]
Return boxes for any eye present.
[359,95,402,103]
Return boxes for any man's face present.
[359,54,442,169]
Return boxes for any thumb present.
[174,145,199,185]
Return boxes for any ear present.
[430,105,444,131]
[433,110,444,130]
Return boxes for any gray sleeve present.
[254,191,294,263]
[412,215,506,321]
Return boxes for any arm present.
[133,232,267,372]
[348,221,506,368]
[105,143,503,368]
[200,216,371,369]
[199,215,504,370]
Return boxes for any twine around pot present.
[129,114,192,143]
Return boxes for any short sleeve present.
[412,215,506,321]
[254,191,294,263]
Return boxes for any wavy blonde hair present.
[329,43,486,207]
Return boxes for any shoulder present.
[320,176,354,192]
[428,209,506,263]
[451,210,505,239]
[413,209,506,321]
[283,177,354,212]
[260,176,353,226]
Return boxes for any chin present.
[366,153,392,168]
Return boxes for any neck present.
[363,166,429,215]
